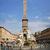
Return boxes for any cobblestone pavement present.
[34,47,50,50]
[1,47,12,50]
[1,47,50,50]
[1,44,50,50]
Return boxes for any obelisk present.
[22,0,28,30]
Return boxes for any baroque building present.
[0,27,18,42]
[35,28,50,43]
[41,28,50,43]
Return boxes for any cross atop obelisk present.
[24,0,27,19]
[22,0,28,30]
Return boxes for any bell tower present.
[22,0,28,30]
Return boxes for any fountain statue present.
[16,29,36,46]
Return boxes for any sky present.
[0,0,50,34]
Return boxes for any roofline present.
[41,27,50,33]
[0,27,17,35]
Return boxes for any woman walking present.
[4,41,6,50]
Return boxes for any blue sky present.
[0,0,50,34]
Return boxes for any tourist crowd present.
[1,41,10,50]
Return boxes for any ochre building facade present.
[35,28,50,43]
[41,28,50,43]
[0,27,18,42]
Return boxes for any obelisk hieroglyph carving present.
[22,0,28,30]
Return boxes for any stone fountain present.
[16,0,36,46]
[16,29,36,46]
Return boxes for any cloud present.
[8,15,13,18]
[0,13,6,15]
[35,16,39,18]
[48,13,50,14]
[0,18,50,34]
[0,13,16,19]
[48,17,50,20]
[0,19,50,34]
[28,21,50,33]
[0,19,22,34]
[5,19,18,24]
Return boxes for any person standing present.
[0,42,1,50]
[1,42,3,47]
[7,42,10,50]
[4,41,6,50]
